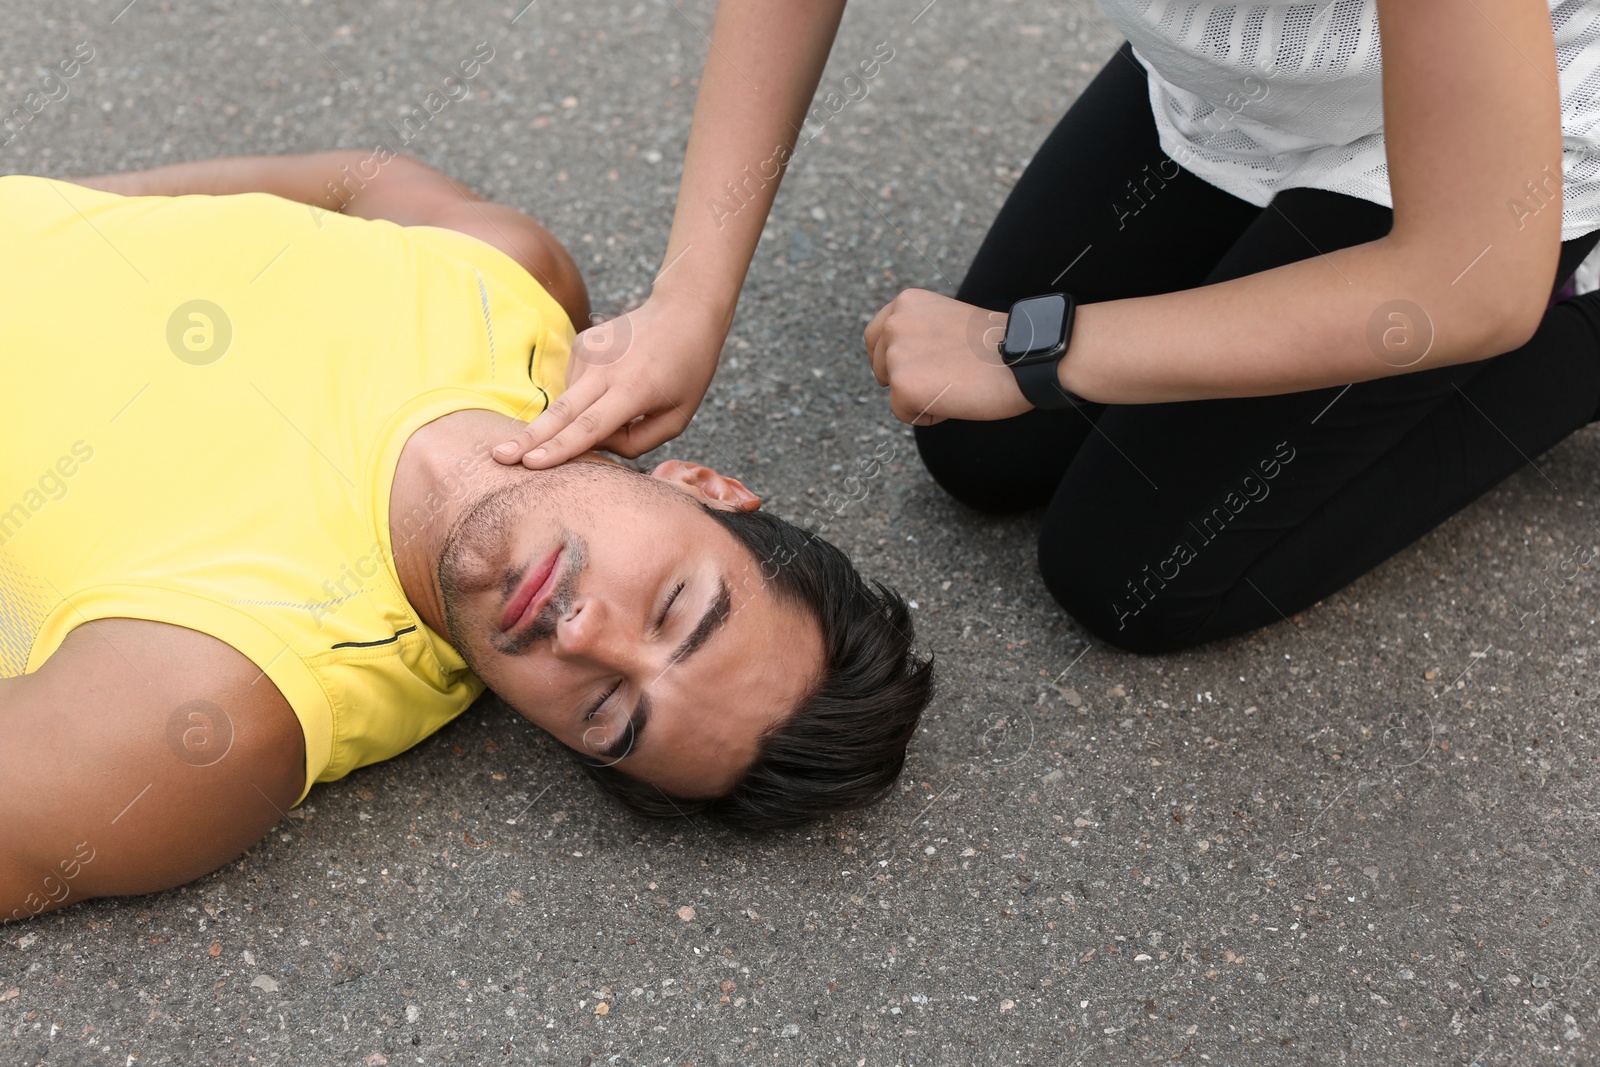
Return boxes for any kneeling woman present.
[868,1,1600,652]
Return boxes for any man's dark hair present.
[575,506,934,831]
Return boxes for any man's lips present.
[500,545,563,633]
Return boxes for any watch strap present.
[1012,357,1083,410]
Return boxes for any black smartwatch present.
[1000,293,1084,410]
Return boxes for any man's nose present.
[551,597,641,670]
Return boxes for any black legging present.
[915,41,1600,655]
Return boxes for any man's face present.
[435,459,825,798]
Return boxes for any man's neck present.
[388,408,527,638]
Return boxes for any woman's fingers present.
[865,300,895,386]
[593,408,687,459]
[490,372,609,466]
[519,388,645,468]
[888,377,946,426]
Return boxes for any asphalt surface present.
[3,1,1599,1064]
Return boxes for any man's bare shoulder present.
[38,618,297,723]
[9,616,305,791]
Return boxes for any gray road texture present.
[2,0,1598,1064]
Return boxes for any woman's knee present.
[913,411,1085,515]
[913,423,1027,514]
[1036,515,1217,655]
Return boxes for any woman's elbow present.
[1445,266,1556,363]
[1391,228,1560,364]
[1479,287,1552,358]
[1485,230,1566,355]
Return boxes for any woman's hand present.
[865,288,1034,425]
[492,294,728,468]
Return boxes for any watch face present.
[1002,294,1067,364]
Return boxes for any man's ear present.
[650,460,761,512]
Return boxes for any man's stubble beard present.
[434,463,645,670]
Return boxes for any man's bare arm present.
[71,150,472,218]
[67,152,589,323]
[0,620,305,922]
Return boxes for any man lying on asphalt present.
[0,151,931,922]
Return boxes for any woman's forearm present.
[649,0,847,327]
[1060,234,1547,405]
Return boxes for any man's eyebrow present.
[599,577,733,763]
[670,576,733,670]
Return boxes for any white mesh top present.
[1097,0,1600,241]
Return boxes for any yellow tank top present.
[0,176,572,806]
